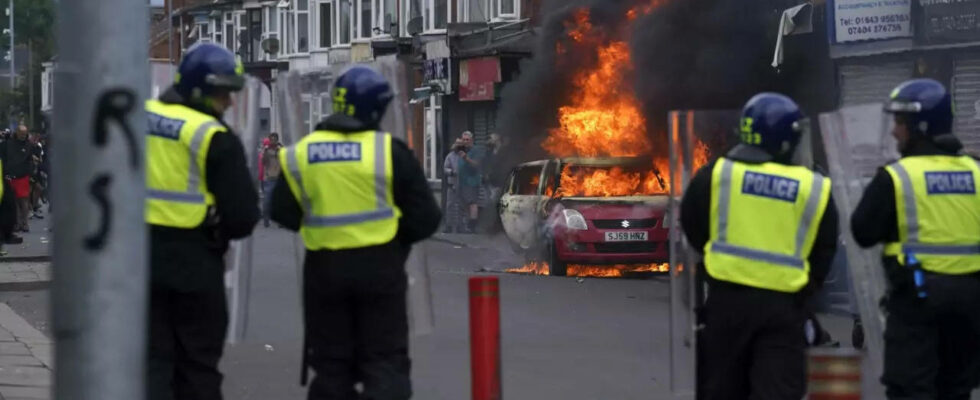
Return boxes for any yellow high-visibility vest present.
[144,100,222,228]
[279,130,401,251]
[883,155,980,274]
[704,158,832,293]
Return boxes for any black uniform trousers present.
[882,272,980,400]
[0,178,16,242]
[698,284,807,400]
[304,241,412,400]
[147,234,229,400]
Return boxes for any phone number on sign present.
[839,13,910,26]
[845,23,905,34]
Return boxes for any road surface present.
[0,225,916,399]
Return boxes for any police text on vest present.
[741,172,800,202]
[925,171,976,194]
[147,112,185,140]
[308,142,362,163]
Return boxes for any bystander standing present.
[443,137,465,233]
[457,131,486,233]
[261,133,282,227]
[3,126,35,232]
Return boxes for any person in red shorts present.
[3,126,35,232]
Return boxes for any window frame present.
[295,0,311,54]
[461,0,488,23]
[278,2,291,55]
[353,0,372,40]
[422,0,450,34]
[512,165,545,195]
[235,11,247,56]
[373,0,396,37]
[315,0,334,49]
[493,0,517,20]
[245,8,263,62]
[263,5,280,60]
[224,11,237,53]
[196,21,212,44]
[336,0,353,46]
[211,17,224,47]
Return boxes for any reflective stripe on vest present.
[283,132,393,227]
[884,156,980,274]
[144,100,221,228]
[711,159,827,269]
[280,130,401,251]
[704,158,831,293]
[147,120,221,204]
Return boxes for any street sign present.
[424,58,449,83]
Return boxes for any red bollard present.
[469,277,502,400]
[808,348,862,399]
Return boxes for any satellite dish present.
[261,38,280,55]
[407,16,423,36]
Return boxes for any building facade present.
[826,0,980,151]
[45,0,539,185]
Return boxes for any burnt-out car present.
[499,157,671,276]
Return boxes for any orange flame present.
[544,4,711,198]
[556,166,666,197]
[507,261,550,276]
[544,40,649,158]
[506,262,670,277]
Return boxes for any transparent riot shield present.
[667,110,740,398]
[273,59,433,335]
[818,104,897,383]
[222,75,265,343]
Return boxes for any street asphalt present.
[3,224,979,399]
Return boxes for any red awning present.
[459,57,501,102]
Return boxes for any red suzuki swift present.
[500,157,670,276]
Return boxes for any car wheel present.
[548,242,568,277]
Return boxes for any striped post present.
[808,348,862,400]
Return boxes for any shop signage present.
[424,58,450,82]
[920,0,980,43]
[831,0,912,43]
[459,57,501,102]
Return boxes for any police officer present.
[269,66,441,400]
[145,43,259,400]
[680,93,839,400]
[852,78,980,399]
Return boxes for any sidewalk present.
[0,303,51,400]
[0,215,52,399]
[0,217,52,291]
[3,216,51,261]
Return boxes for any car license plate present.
[604,231,648,242]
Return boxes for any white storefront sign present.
[834,0,912,43]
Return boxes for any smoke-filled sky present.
[496,0,796,164]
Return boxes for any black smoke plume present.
[496,0,822,164]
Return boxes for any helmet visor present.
[884,100,922,113]
[792,117,811,139]
[206,74,246,92]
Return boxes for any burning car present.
[499,156,670,276]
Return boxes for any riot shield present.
[818,104,896,383]
[222,75,265,343]
[667,110,740,398]
[272,59,433,336]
